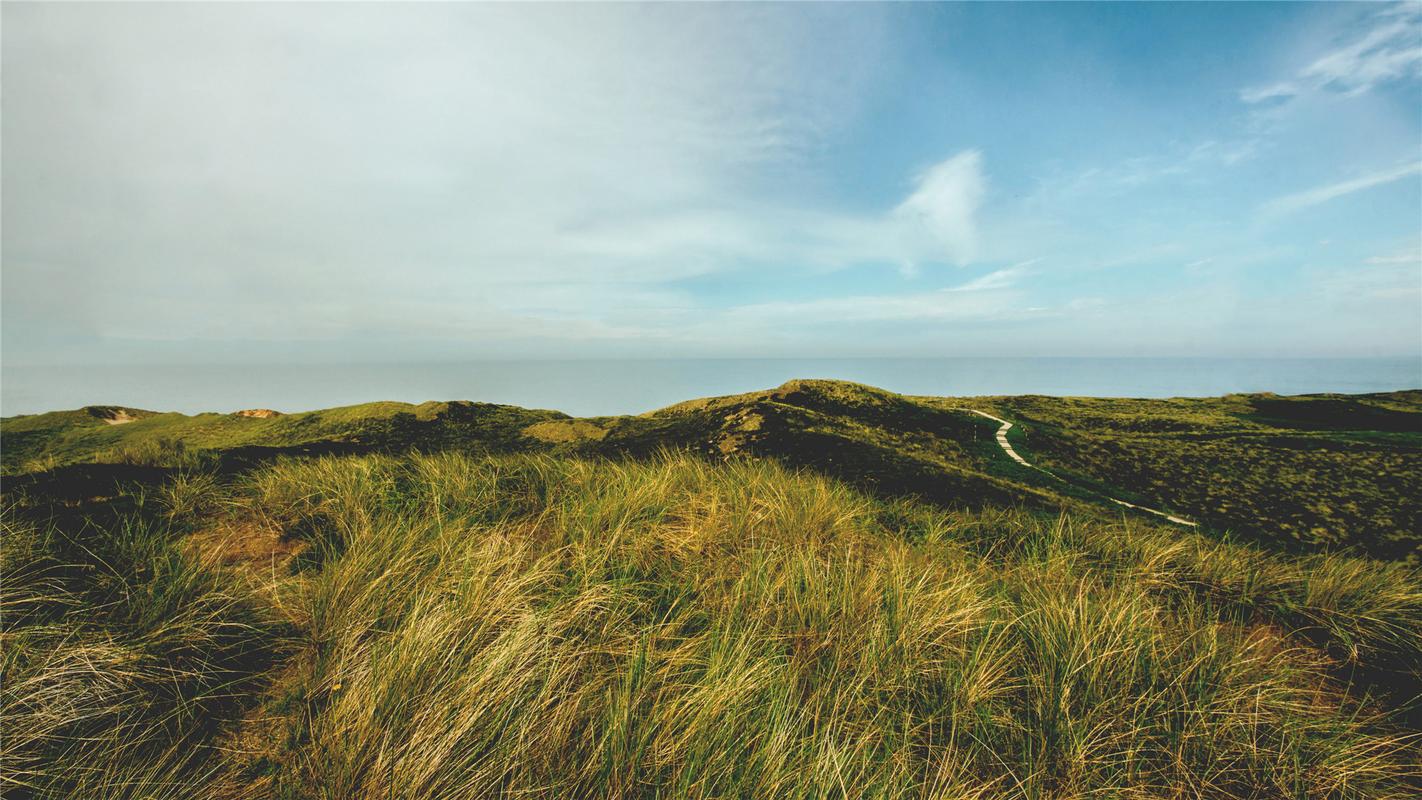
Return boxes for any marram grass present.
[4,451,1420,798]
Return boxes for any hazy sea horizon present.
[3,357,1419,419]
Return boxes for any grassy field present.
[0,400,565,475]
[6,380,1418,560]
[4,381,1420,797]
[3,451,1420,798]
[969,392,1422,562]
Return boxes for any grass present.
[4,450,1419,798]
[1,501,288,799]
[7,380,1418,561]
[0,400,566,474]
[941,391,1422,562]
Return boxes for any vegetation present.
[7,380,1417,560]
[3,451,1420,798]
[1,496,287,798]
[3,380,1419,796]
[969,392,1422,562]
[0,400,565,474]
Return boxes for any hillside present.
[969,391,1422,561]
[3,381,1422,798]
[4,449,1421,799]
[5,380,1420,560]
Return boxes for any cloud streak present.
[719,263,1031,327]
[1241,4,1422,104]
[1261,161,1422,219]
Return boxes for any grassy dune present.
[6,380,1419,559]
[978,392,1422,561]
[4,451,1420,798]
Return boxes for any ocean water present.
[2,358,1419,418]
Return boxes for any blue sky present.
[3,2,1419,364]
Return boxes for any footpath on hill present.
[969,409,1198,527]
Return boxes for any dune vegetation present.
[4,447,1420,799]
[6,380,1419,561]
[976,392,1422,562]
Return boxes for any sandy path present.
[969,410,1033,467]
[969,409,1197,527]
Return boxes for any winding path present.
[969,409,1198,528]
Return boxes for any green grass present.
[973,392,1422,561]
[0,399,565,473]
[4,451,1419,798]
[8,380,1418,560]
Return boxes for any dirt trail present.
[969,409,1198,527]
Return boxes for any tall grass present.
[4,451,1419,798]
[238,452,1420,798]
[91,435,202,468]
[0,504,286,799]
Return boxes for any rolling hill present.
[3,380,1421,798]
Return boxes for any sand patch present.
[86,406,140,425]
[233,409,283,419]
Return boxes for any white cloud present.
[1026,139,1259,211]
[551,149,987,280]
[1239,81,1301,105]
[2,5,897,350]
[948,260,1036,292]
[1302,11,1422,94]
[891,150,986,273]
[719,262,1027,326]
[1364,246,1422,265]
[1242,4,1422,103]
[1310,253,1422,306]
[1261,161,1422,218]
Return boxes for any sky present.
[3,1,1420,366]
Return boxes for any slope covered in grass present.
[4,380,1420,564]
[0,400,566,475]
[0,381,1078,527]
[974,392,1422,561]
[4,451,1420,798]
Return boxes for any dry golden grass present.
[4,451,1420,798]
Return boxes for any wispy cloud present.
[948,260,1037,292]
[1261,161,1422,219]
[550,149,987,280]
[1310,248,1422,306]
[1241,3,1422,104]
[722,262,1029,326]
[1027,139,1259,212]
[1239,82,1302,105]
[1365,246,1422,265]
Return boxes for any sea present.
[2,358,1419,418]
